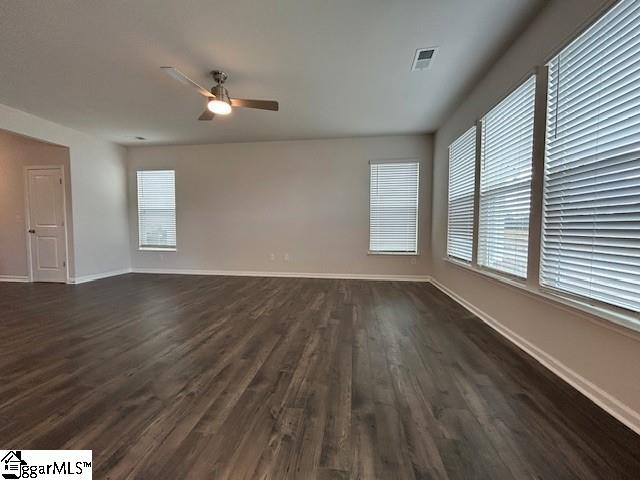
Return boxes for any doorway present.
[25,166,69,282]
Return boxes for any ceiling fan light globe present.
[207,99,232,115]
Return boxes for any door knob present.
[28,229,35,234]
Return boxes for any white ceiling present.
[0,0,544,145]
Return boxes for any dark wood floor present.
[0,274,638,479]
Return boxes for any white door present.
[26,168,67,283]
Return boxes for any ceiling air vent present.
[412,47,438,71]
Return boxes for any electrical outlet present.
[269,253,275,261]
[410,258,417,265]
[284,253,290,262]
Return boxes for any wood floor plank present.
[0,274,638,479]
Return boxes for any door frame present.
[23,165,71,283]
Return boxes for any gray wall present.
[431,0,640,432]
[0,103,131,279]
[128,135,432,278]
[69,137,130,279]
[0,129,74,278]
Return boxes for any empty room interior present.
[1,0,640,478]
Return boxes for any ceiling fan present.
[161,67,279,121]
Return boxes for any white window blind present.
[478,76,536,277]
[369,161,419,253]
[137,170,176,249]
[448,126,477,262]
[541,0,640,313]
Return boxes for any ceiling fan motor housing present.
[211,84,230,103]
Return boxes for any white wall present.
[128,135,432,279]
[431,0,640,433]
[0,103,130,279]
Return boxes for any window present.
[369,160,419,254]
[137,170,176,250]
[541,0,640,313]
[447,126,477,262]
[478,76,536,278]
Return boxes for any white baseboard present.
[69,268,132,284]
[0,275,29,283]
[131,267,431,283]
[428,277,640,436]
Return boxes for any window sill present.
[369,251,420,256]
[139,247,177,252]
[443,257,640,336]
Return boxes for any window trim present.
[446,125,477,263]
[136,168,177,252]
[534,0,640,325]
[540,0,621,67]
[444,255,640,334]
[368,250,420,256]
[475,71,538,279]
[368,159,420,256]
[537,3,640,316]
[442,1,640,333]
[138,246,177,252]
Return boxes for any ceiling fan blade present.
[161,66,213,98]
[198,109,215,121]
[230,98,279,111]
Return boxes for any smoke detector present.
[412,47,438,71]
